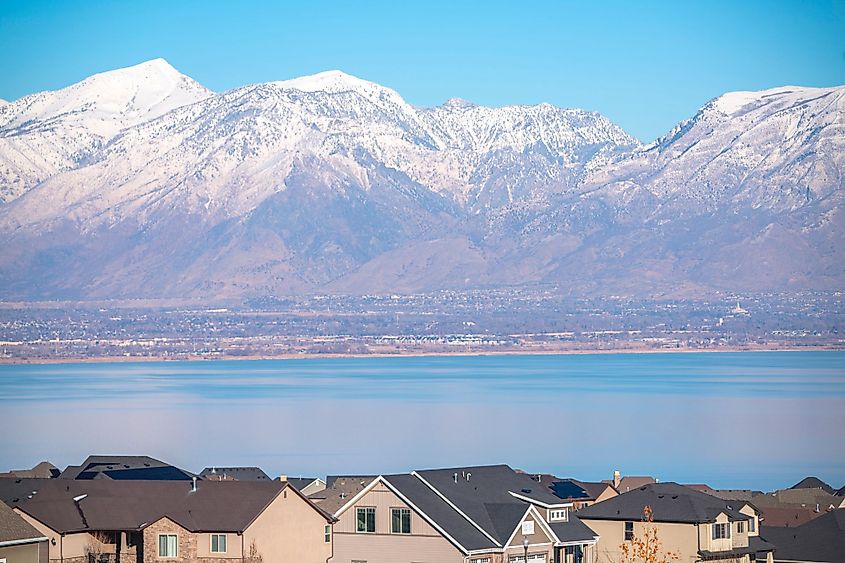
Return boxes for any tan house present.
[578,483,774,563]
[314,465,599,563]
[0,500,48,563]
[9,478,333,563]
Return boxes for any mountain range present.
[0,59,842,300]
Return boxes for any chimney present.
[613,470,621,489]
[191,476,197,492]
[279,474,288,482]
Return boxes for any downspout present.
[326,519,335,563]
[240,532,244,562]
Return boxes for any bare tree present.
[244,539,264,563]
[620,506,681,563]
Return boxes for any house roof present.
[13,479,330,534]
[577,483,751,524]
[837,485,845,497]
[0,461,59,480]
[59,456,195,481]
[199,467,271,481]
[757,506,824,528]
[0,478,50,507]
[310,476,376,514]
[0,501,46,545]
[789,477,836,495]
[761,509,845,562]
[548,518,599,544]
[384,473,498,552]
[285,477,321,491]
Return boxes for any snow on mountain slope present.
[0,62,841,300]
[0,58,212,203]
[0,67,637,232]
[581,85,845,216]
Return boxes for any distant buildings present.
[763,509,845,563]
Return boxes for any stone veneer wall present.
[141,518,239,563]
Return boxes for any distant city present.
[1,290,841,362]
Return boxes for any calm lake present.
[1,351,843,490]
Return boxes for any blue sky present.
[1,0,843,141]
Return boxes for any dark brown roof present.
[15,479,331,533]
[762,509,845,561]
[310,476,376,513]
[0,501,46,544]
[0,461,59,479]
[789,477,835,495]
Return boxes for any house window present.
[324,524,331,543]
[564,546,584,563]
[549,509,568,522]
[737,520,745,533]
[158,534,178,557]
[624,521,633,540]
[470,559,491,563]
[749,518,756,532]
[712,522,731,540]
[391,508,411,534]
[356,507,376,533]
[509,554,547,562]
[211,534,226,553]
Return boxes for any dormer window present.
[549,508,568,522]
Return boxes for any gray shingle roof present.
[12,479,330,533]
[549,518,599,544]
[199,467,271,481]
[577,482,750,524]
[789,477,835,495]
[384,473,498,552]
[761,509,845,562]
[59,456,195,481]
[413,465,568,544]
[0,501,45,544]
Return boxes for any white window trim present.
[356,506,376,533]
[210,533,226,553]
[158,533,178,558]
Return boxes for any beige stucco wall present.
[331,481,464,563]
[195,532,242,559]
[243,486,332,563]
[0,541,47,563]
[581,519,700,563]
[13,510,96,563]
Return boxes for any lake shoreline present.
[1,343,841,366]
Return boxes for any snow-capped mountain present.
[0,61,841,300]
[0,58,211,202]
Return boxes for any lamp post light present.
[522,537,529,562]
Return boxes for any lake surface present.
[1,351,843,490]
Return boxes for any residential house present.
[284,476,327,496]
[0,500,48,563]
[788,477,836,495]
[602,471,656,494]
[578,483,774,563]
[762,509,845,563]
[198,467,271,481]
[10,478,334,563]
[0,463,59,480]
[532,476,617,510]
[750,487,845,527]
[58,456,195,481]
[324,465,599,563]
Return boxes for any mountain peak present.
[708,84,844,115]
[441,97,476,109]
[271,69,381,93]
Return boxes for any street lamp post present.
[522,537,529,563]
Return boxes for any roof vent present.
[454,473,459,484]
[73,494,87,503]
[521,488,532,494]
[191,476,197,492]
[466,472,472,482]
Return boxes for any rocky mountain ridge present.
[0,60,841,300]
